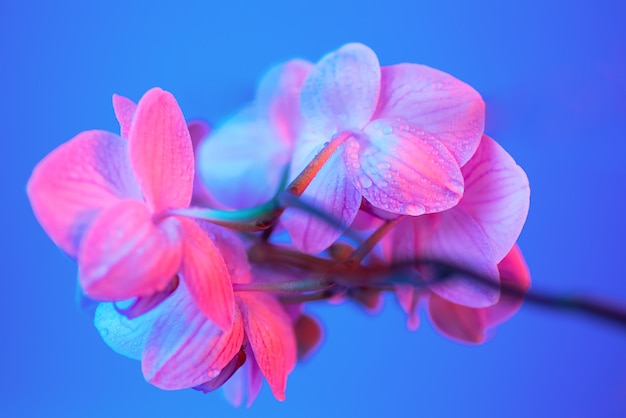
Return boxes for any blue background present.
[2,0,626,416]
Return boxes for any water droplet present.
[207,368,220,379]
[352,162,361,169]
[100,328,110,338]
[405,203,425,216]
[377,162,391,170]
[382,125,393,135]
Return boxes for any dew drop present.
[207,368,220,379]
[405,203,425,216]
[382,125,393,135]
[100,328,110,338]
[377,162,391,170]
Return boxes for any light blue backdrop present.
[2,0,625,416]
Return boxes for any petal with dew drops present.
[428,293,487,344]
[301,43,381,133]
[485,244,531,326]
[355,118,464,215]
[179,218,235,332]
[112,94,137,139]
[94,301,163,360]
[458,135,530,262]
[78,199,183,301]
[129,87,194,213]
[238,293,296,402]
[415,211,500,308]
[374,63,485,166]
[282,148,361,254]
[27,130,142,257]
[142,284,244,390]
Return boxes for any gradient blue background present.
[2,0,626,416]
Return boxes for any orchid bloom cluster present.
[27,43,530,406]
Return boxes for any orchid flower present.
[281,43,485,254]
[27,88,235,330]
[381,134,530,307]
[396,244,531,343]
[197,59,313,209]
[94,222,298,404]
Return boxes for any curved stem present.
[286,131,351,197]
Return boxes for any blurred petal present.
[112,94,137,139]
[395,285,422,331]
[179,218,235,331]
[354,119,464,215]
[257,59,313,144]
[375,63,485,166]
[78,199,183,300]
[282,148,361,254]
[458,135,530,262]
[301,43,381,132]
[27,130,141,256]
[428,293,487,344]
[198,106,289,208]
[187,119,211,150]
[221,346,263,407]
[238,293,296,401]
[142,284,244,390]
[129,87,194,213]
[415,211,500,308]
[293,313,324,359]
[485,244,531,326]
[94,301,162,360]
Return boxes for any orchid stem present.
[285,132,351,197]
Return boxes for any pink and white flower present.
[28,88,235,330]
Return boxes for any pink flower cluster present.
[27,43,530,406]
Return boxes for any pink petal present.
[197,222,251,284]
[395,285,423,331]
[237,293,297,402]
[187,119,211,151]
[112,94,137,139]
[129,87,194,213]
[257,59,313,144]
[301,43,381,133]
[427,293,487,344]
[198,106,290,208]
[222,346,263,407]
[414,211,500,308]
[27,130,141,257]
[374,63,485,166]
[282,148,361,254]
[458,135,530,262]
[142,284,244,390]
[179,218,235,331]
[78,199,183,300]
[353,118,464,215]
[485,244,531,326]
